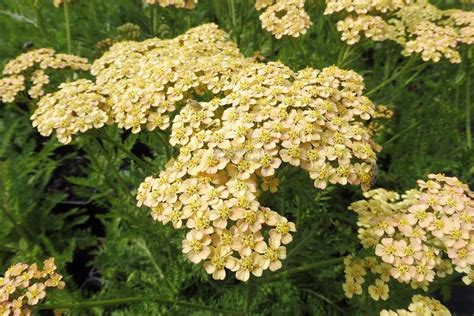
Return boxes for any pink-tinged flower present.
[25,283,46,305]
[279,144,303,166]
[269,217,296,244]
[182,230,212,264]
[233,252,264,281]
[209,200,237,229]
[255,238,287,271]
[258,150,282,177]
[186,211,214,235]
[413,264,435,283]
[203,247,236,280]
[390,262,414,282]
[371,216,396,237]
[232,230,264,256]
[375,238,396,264]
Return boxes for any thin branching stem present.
[37,296,241,314]
[257,257,343,283]
[465,48,472,149]
[63,0,72,54]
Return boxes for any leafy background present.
[0,0,472,315]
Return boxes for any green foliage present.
[0,0,472,315]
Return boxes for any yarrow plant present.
[125,24,380,280]
[19,23,380,281]
[343,174,473,301]
[0,258,65,316]
[0,48,89,103]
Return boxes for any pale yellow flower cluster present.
[31,79,109,144]
[325,0,474,63]
[380,295,451,316]
[343,255,392,300]
[143,0,198,9]
[0,258,65,316]
[256,0,312,39]
[346,174,473,297]
[28,24,378,280]
[119,24,380,281]
[0,48,90,103]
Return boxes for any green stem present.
[243,281,252,315]
[151,5,158,36]
[290,39,311,65]
[258,257,343,283]
[32,0,48,42]
[136,238,165,279]
[465,48,472,149]
[89,136,129,195]
[366,56,418,97]
[91,130,156,174]
[63,0,72,54]
[37,296,241,314]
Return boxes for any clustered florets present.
[380,295,451,316]
[0,48,90,103]
[19,24,379,281]
[103,24,380,281]
[31,79,109,144]
[256,0,312,39]
[0,258,65,316]
[343,174,473,300]
[325,0,474,63]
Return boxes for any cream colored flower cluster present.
[0,48,90,103]
[0,258,65,316]
[345,174,473,299]
[143,0,198,9]
[325,0,474,63]
[31,79,109,144]
[380,295,451,316]
[120,24,380,281]
[256,0,312,39]
[30,24,378,280]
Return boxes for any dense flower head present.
[256,0,312,39]
[0,258,65,316]
[111,24,380,280]
[31,79,109,144]
[28,23,379,280]
[325,0,474,63]
[380,295,451,316]
[344,174,473,300]
[0,48,90,103]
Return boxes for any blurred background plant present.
[0,0,472,315]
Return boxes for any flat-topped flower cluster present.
[0,258,65,316]
[0,48,90,103]
[343,174,473,300]
[325,0,474,63]
[10,23,379,281]
[94,23,379,281]
[256,0,312,39]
